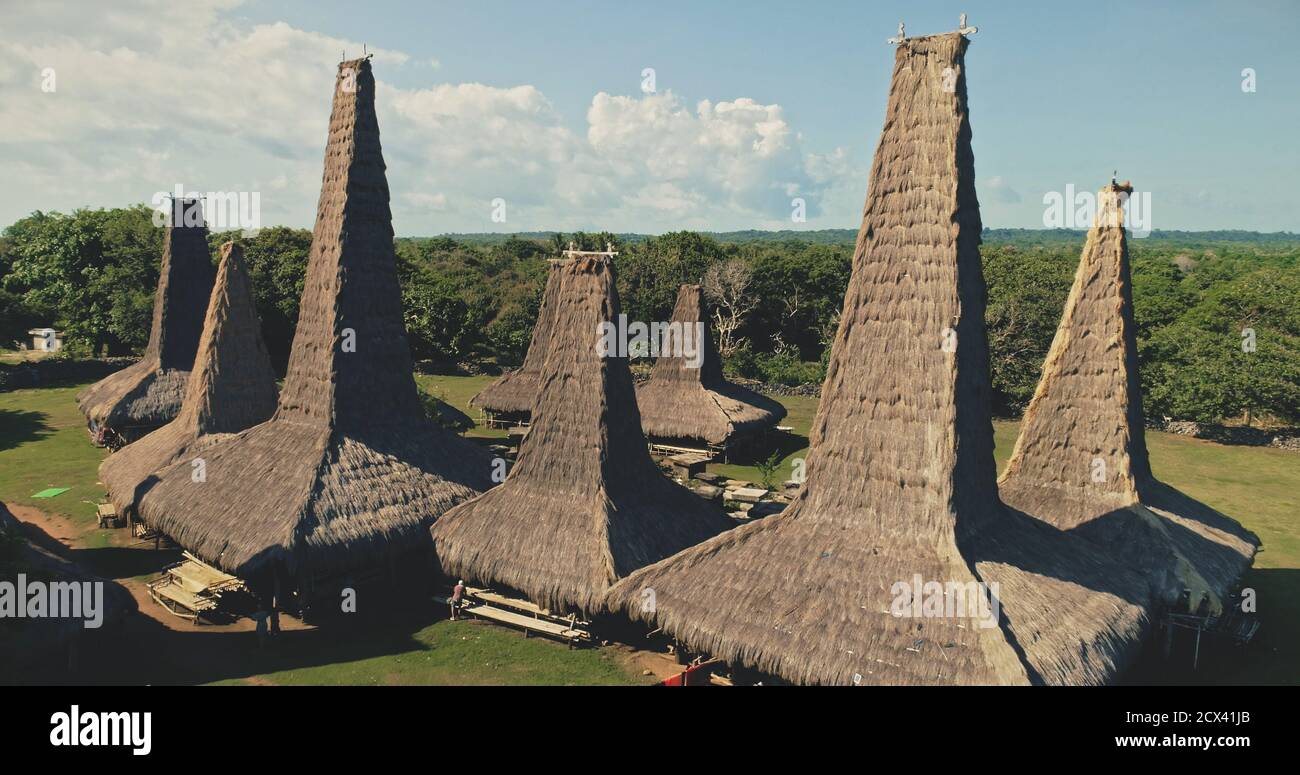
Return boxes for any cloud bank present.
[0,0,861,234]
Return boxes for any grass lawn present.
[416,373,507,440]
[209,619,642,686]
[2,374,1296,685]
[0,383,109,526]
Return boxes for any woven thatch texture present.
[607,33,1149,686]
[77,199,215,430]
[99,242,279,515]
[999,184,1258,611]
[635,284,786,444]
[432,257,732,613]
[469,262,563,415]
[135,59,492,579]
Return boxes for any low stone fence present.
[413,360,502,377]
[0,357,134,392]
[1157,420,1300,452]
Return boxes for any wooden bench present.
[464,586,592,628]
[461,602,590,647]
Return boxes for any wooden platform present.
[147,578,217,622]
[146,552,246,623]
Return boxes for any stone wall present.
[1158,419,1300,452]
[0,357,135,392]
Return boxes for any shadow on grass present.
[0,408,54,451]
[1124,567,1296,686]
[725,430,810,468]
[15,518,183,582]
[4,519,467,685]
[10,602,444,686]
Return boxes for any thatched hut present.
[468,261,562,426]
[606,31,1151,686]
[133,58,493,603]
[431,254,733,614]
[998,182,1258,612]
[77,199,215,444]
[98,242,278,520]
[635,284,786,457]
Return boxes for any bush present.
[725,345,824,386]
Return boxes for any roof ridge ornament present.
[957,13,978,36]
[561,242,619,259]
[887,21,905,45]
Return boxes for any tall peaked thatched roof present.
[607,33,1150,686]
[99,242,279,515]
[432,256,733,613]
[134,58,492,580]
[77,199,216,431]
[999,182,1258,611]
[636,284,786,445]
[469,263,563,416]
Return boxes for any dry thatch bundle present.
[468,262,562,419]
[99,242,278,516]
[635,284,786,446]
[77,199,215,435]
[998,183,1258,612]
[134,58,492,584]
[606,33,1150,686]
[432,256,733,613]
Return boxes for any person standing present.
[449,579,466,620]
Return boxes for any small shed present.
[28,328,63,352]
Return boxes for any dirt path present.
[9,501,324,634]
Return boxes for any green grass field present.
[2,375,1296,684]
[209,619,641,686]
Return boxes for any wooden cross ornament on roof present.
[561,241,619,259]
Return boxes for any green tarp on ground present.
[31,487,70,498]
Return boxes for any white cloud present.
[983,175,1022,204]
[0,0,857,234]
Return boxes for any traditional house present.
[635,284,786,459]
[77,199,215,445]
[99,242,278,521]
[998,181,1258,612]
[133,58,493,610]
[606,29,1151,685]
[432,252,733,614]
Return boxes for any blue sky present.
[3,0,1298,233]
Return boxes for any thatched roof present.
[133,58,492,580]
[77,199,215,430]
[635,284,786,444]
[468,262,562,416]
[606,33,1150,686]
[432,255,733,613]
[99,242,279,515]
[998,182,1258,612]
